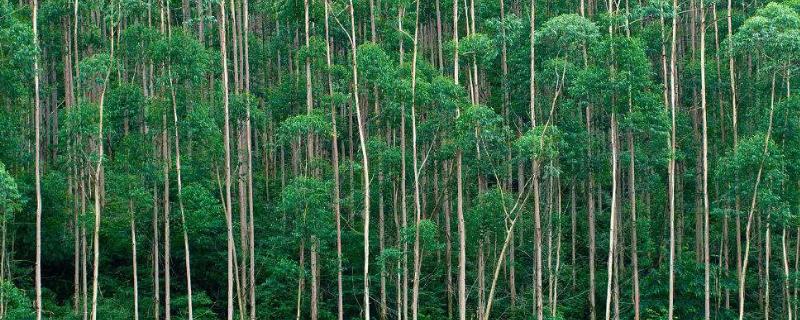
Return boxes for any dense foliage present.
[1,0,799,319]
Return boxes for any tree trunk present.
[323,2,344,319]
[668,0,679,316]
[453,0,467,318]
[411,1,424,319]
[738,72,778,320]
[153,186,160,320]
[218,0,235,317]
[33,0,43,316]
[168,68,194,319]
[90,17,114,320]
[783,228,793,320]
[700,2,711,318]
[348,2,371,317]
[163,113,172,320]
[530,1,543,318]
[604,115,619,320]
[130,200,139,320]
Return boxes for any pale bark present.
[347,2,371,317]
[168,69,194,319]
[668,0,678,316]
[700,2,710,318]
[453,0,467,318]
[738,73,778,320]
[783,228,793,320]
[90,14,115,320]
[33,0,43,315]
[411,1,424,319]
[163,114,172,320]
[218,0,235,317]
[153,186,160,320]
[530,1,543,318]
[604,115,618,320]
[130,200,139,320]
[323,2,344,319]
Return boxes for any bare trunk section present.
[453,0,467,318]
[604,115,618,320]
[323,2,344,319]
[130,200,139,320]
[33,0,43,316]
[347,2,371,317]
[218,1,235,317]
[668,0,678,316]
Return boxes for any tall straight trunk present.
[410,1,424,320]
[33,0,43,315]
[443,161,454,318]
[668,0,678,317]
[168,72,194,319]
[499,0,516,306]
[604,115,619,320]
[766,214,771,320]
[295,241,305,320]
[163,114,172,320]
[379,173,387,320]
[130,200,140,320]
[435,0,443,68]
[304,0,313,174]
[243,0,255,317]
[553,180,562,318]
[783,228,793,320]
[700,2,711,318]
[348,1,371,317]
[711,4,730,309]
[628,116,640,320]
[530,1,543,318]
[727,1,742,312]
[73,173,80,313]
[90,15,114,320]
[323,2,344,319]
[398,7,409,317]
[218,0,235,318]
[621,4,640,318]
[310,237,319,320]
[454,0,467,317]
[570,180,577,289]
[153,186,160,320]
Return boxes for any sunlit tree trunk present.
[218,0,235,317]
[153,186,160,320]
[453,0,467,318]
[130,200,140,320]
[89,12,115,319]
[668,0,678,316]
[163,113,172,320]
[32,0,43,316]
[604,115,618,320]
[348,1,371,317]
[323,2,343,319]
[700,2,711,318]
[411,1,424,319]
[530,1,543,318]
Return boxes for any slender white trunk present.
[348,2,370,317]
[218,1,235,318]
[32,0,43,316]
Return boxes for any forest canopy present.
[1,0,800,319]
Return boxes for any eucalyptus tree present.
[730,4,800,319]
